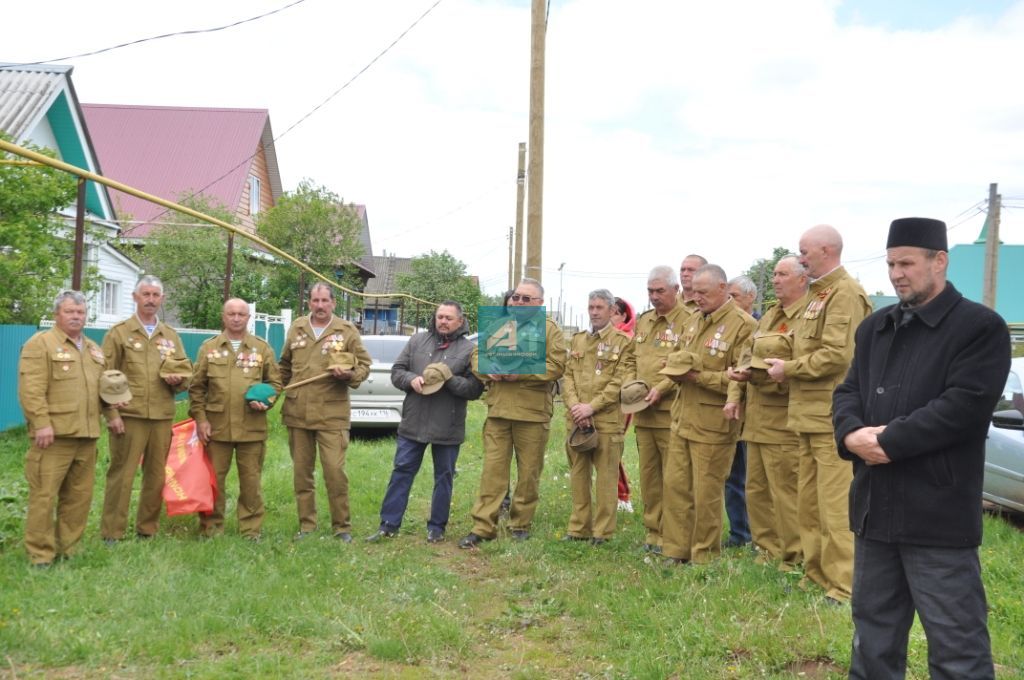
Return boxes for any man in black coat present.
[833,217,1010,680]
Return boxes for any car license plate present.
[352,409,395,420]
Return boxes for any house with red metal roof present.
[80,103,283,239]
[0,63,141,324]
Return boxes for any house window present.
[101,280,119,316]
[249,175,261,215]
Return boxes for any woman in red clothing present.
[611,297,635,513]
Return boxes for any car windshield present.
[361,337,408,363]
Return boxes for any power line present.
[141,0,444,228]
[4,0,311,66]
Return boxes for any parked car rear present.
[984,356,1024,513]
[350,335,410,430]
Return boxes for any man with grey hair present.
[661,265,755,564]
[722,274,759,549]
[678,254,708,313]
[622,265,687,552]
[561,289,633,543]
[101,275,192,542]
[18,290,121,566]
[460,277,566,548]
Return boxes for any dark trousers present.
[724,441,750,544]
[849,535,994,680]
[379,435,460,533]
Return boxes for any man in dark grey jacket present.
[833,217,1010,680]
[366,301,484,543]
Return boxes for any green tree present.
[396,250,483,331]
[0,135,81,323]
[137,195,268,329]
[256,179,364,315]
[743,246,793,314]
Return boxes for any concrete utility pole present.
[513,142,526,286]
[982,182,1001,310]
[524,0,546,284]
[507,226,514,290]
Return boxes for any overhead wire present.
[3,0,311,66]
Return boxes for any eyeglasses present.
[510,294,538,303]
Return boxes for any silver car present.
[985,355,1024,513]
[349,335,410,430]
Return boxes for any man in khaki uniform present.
[18,290,113,566]
[726,256,809,569]
[279,283,371,542]
[189,298,281,539]
[100,275,191,542]
[622,265,687,552]
[765,225,871,602]
[661,265,756,564]
[677,254,706,313]
[562,289,633,543]
[459,278,566,548]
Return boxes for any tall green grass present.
[1,402,1021,678]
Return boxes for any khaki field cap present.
[328,351,356,371]
[658,350,701,377]
[420,362,453,395]
[569,424,599,452]
[735,347,754,372]
[159,356,192,380]
[620,380,651,414]
[100,370,133,404]
[751,333,794,370]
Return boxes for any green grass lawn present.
[1,401,1022,679]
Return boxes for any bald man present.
[764,225,871,602]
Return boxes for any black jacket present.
[833,282,1010,547]
[391,319,484,445]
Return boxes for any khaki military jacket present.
[279,315,371,431]
[475,315,566,423]
[677,295,700,314]
[671,299,756,444]
[623,302,689,429]
[189,332,282,442]
[18,327,107,438]
[782,266,871,433]
[563,323,633,434]
[728,296,806,445]
[102,316,190,421]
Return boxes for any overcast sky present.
[7,0,1024,325]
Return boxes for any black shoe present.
[723,537,750,549]
[136,532,153,540]
[665,557,689,565]
[511,530,530,541]
[243,533,261,543]
[103,538,119,547]
[824,596,848,608]
[458,533,492,549]
[590,537,608,546]
[334,532,353,543]
[561,534,588,542]
[366,528,398,543]
[31,561,52,570]
[642,543,662,554]
[426,528,445,543]
[294,530,313,541]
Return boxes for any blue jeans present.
[379,435,460,532]
[725,440,751,544]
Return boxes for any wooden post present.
[514,142,526,286]
[507,226,514,290]
[72,178,86,290]
[525,0,546,284]
[223,232,234,302]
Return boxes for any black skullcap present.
[886,217,948,252]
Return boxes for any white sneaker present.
[617,500,634,513]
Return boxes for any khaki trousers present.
[289,427,350,533]
[744,439,780,558]
[634,425,671,546]
[797,431,854,600]
[565,432,623,539]
[24,437,97,565]
[200,440,266,538]
[749,441,802,567]
[470,417,550,538]
[101,417,173,539]
[662,432,735,563]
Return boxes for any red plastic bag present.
[163,418,217,516]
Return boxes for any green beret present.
[244,382,278,408]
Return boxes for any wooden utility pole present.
[507,226,514,290]
[982,182,1001,310]
[525,0,546,284]
[72,178,86,290]
[223,233,235,302]
[514,142,526,286]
